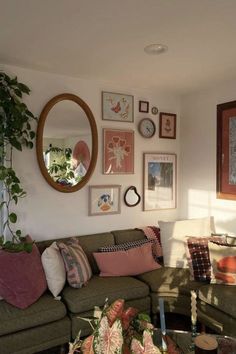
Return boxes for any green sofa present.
[0,228,235,354]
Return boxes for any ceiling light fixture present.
[144,43,168,55]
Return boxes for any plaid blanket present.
[139,226,163,264]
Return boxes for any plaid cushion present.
[98,239,161,264]
[98,238,153,252]
[185,236,226,282]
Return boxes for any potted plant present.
[0,72,37,252]
[68,298,162,354]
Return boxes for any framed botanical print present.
[143,152,177,210]
[89,185,121,216]
[102,91,134,122]
[159,112,176,139]
[217,100,236,200]
[103,128,134,174]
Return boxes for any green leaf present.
[14,89,22,98]
[26,110,34,118]
[23,242,33,253]
[9,138,22,151]
[29,131,35,139]
[13,196,18,204]
[0,201,6,209]
[9,212,17,223]
[16,229,21,237]
[18,83,30,94]
[27,141,33,149]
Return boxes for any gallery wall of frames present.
[4,64,180,239]
[89,91,177,217]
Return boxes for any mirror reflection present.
[43,100,91,187]
[36,93,98,193]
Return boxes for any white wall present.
[2,64,181,241]
[180,79,236,235]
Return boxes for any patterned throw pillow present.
[159,217,215,269]
[185,236,225,282]
[98,238,160,264]
[57,237,92,288]
[209,242,236,285]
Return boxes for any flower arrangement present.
[68,298,161,354]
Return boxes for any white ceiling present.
[1,0,236,95]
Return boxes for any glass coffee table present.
[153,328,236,354]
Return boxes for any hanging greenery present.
[0,72,37,252]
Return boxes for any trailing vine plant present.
[0,72,37,252]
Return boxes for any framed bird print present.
[102,91,134,122]
[89,185,121,216]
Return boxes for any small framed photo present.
[103,128,134,174]
[143,152,177,210]
[102,91,134,122]
[159,112,176,139]
[139,100,149,113]
[89,185,121,216]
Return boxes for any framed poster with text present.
[143,152,177,210]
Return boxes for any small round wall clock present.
[138,118,156,138]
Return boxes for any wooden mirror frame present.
[124,186,141,207]
[36,93,98,193]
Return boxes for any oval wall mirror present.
[36,93,98,192]
[124,186,141,207]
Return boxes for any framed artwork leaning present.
[102,91,134,122]
[217,100,236,200]
[103,128,134,174]
[89,185,121,216]
[143,152,177,210]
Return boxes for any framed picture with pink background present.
[103,128,134,174]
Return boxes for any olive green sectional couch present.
[0,228,235,354]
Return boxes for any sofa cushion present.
[185,236,225,282]
[208,242,236,285]
[159,217,215,268]
[37,232,115,274]
[136,267,201,295]
[58,237,92,288]
[61,275,149,313]
[112,229,146,244]
[198,284,236,318]
[0,293,67,336]
[41,241,66,297]
[93,242,161,277]
[197,301,236,337]
[0,317,71,354]
[151,293,191,316]
[98,238,154,253]
[0,242,47,309]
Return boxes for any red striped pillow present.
[57,238,92,288]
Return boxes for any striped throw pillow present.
[57,238,92,288]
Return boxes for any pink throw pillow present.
[93,242,161,277]
[0,241,47,309]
